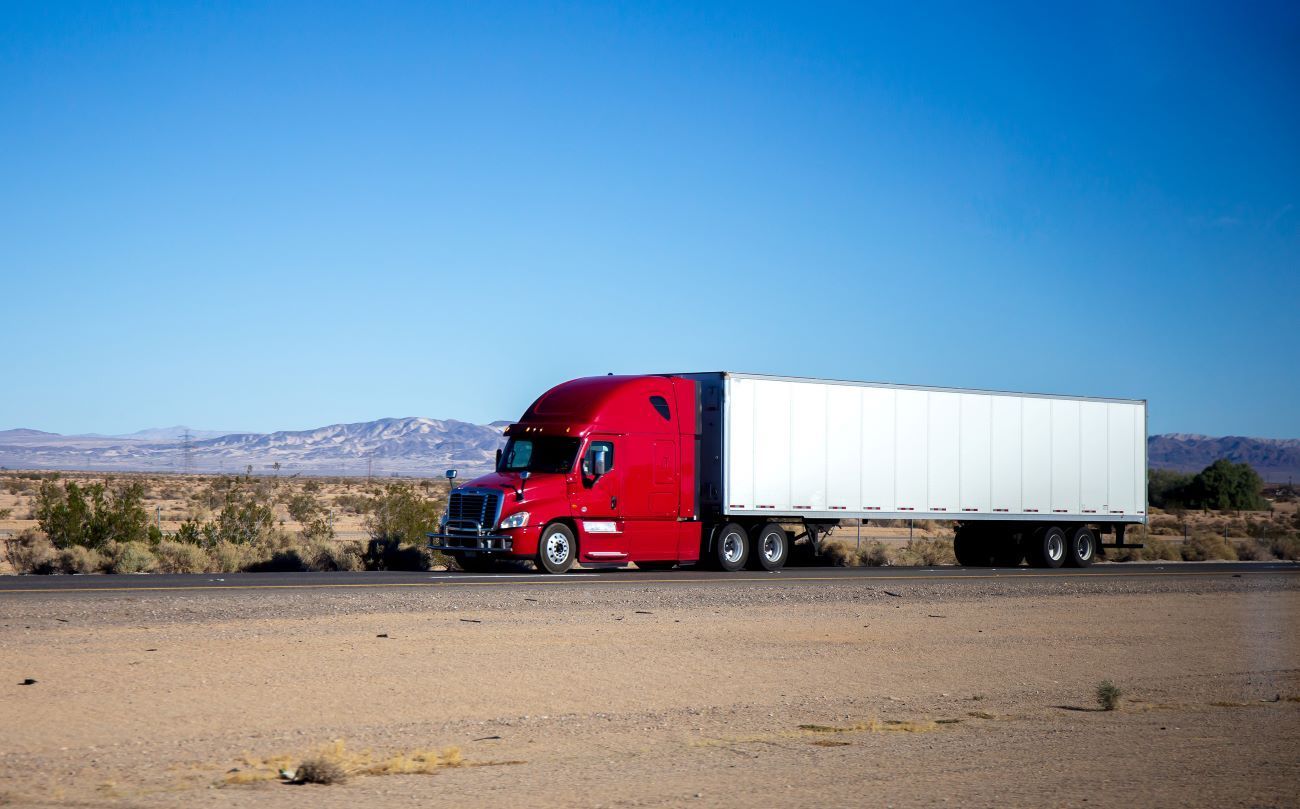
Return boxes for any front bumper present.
[427,532,514,553]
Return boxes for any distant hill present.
[1148,434,1300,483]
[0,417,508,477]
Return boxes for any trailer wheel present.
[1066,527,1096,568]
[1027,526,1067,569]
[953,525,991,566]
[714,523,750,571]
[749,523,788,571]
[536,523,576,574]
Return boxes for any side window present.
[582,441,615,475]
[649,395,671,421]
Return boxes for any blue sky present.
[2,1,1297,437]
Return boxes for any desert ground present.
[1,570,1297,808]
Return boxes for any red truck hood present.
[460,471,568,507]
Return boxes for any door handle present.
[610,496,618,509]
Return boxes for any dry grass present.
[816,538,955,567]
[224,740,464,787]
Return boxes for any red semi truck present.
[428,373,1148,573]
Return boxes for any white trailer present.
[688,372,1147,568]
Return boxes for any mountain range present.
[0,422,1297,482]
[0,418,510,477]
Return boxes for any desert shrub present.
[363,536,432,571]
[1264,535,1300,561]
[104,541,159,573]
[1113,537,1181,562]
[154,540,212,573]
[57,545,106,574]
[293,757,348,785]
[1233,540,1274,561]
[302,479,322,494]
[207,486,276,545]
[289,539,365,572]
[333,493,370,514]
[0,507,11,519]
[819,540,860,567]
[1096,680,1122,711]
[364,483,442,545]
[3,529,60,574]
[858,541,893,566]
[1180,533,1238,562]
[1147,515,1182,536]
[894,538,955,566]
[210,540,256,572]
[315,541,364,571]
[35,480,150,549]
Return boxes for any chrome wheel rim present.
[1047,534,1064,562]
[545,532,570,566]
[1076,535,1093,560]
[721,530,744,564]
[762,531,782,562]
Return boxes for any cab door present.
[567,435,627,562]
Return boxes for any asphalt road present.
[0,561,1295,597]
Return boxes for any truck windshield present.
[499,436,582,474]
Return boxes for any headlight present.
[499,511,530,530]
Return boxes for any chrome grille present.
[446,490,501,534]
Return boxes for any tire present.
[1066,527,1096,568]
[1027,526,1067,569]
[537,523,577,574]
[749,523,789,571]
[953,525,991,566]
[454,554,498,573]
[636,561,676,571]
[713,523,749,572]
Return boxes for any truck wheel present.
[537,523,576,574]
[953,526,991,566]
[1066,527,1096,568]
[1027,526,1067,569]
[749,523,788,571]
[714,523,750,571]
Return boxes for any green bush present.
[35,480,150,549]
[1096,680,1122,711]
[364,536,432,571]
[858,541,893,566]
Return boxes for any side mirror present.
[592,449,609,477]
[495,448,502,468]
[445,469,457,480]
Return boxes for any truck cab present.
[428,375,702,573]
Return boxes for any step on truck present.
[428,372,1148,573]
